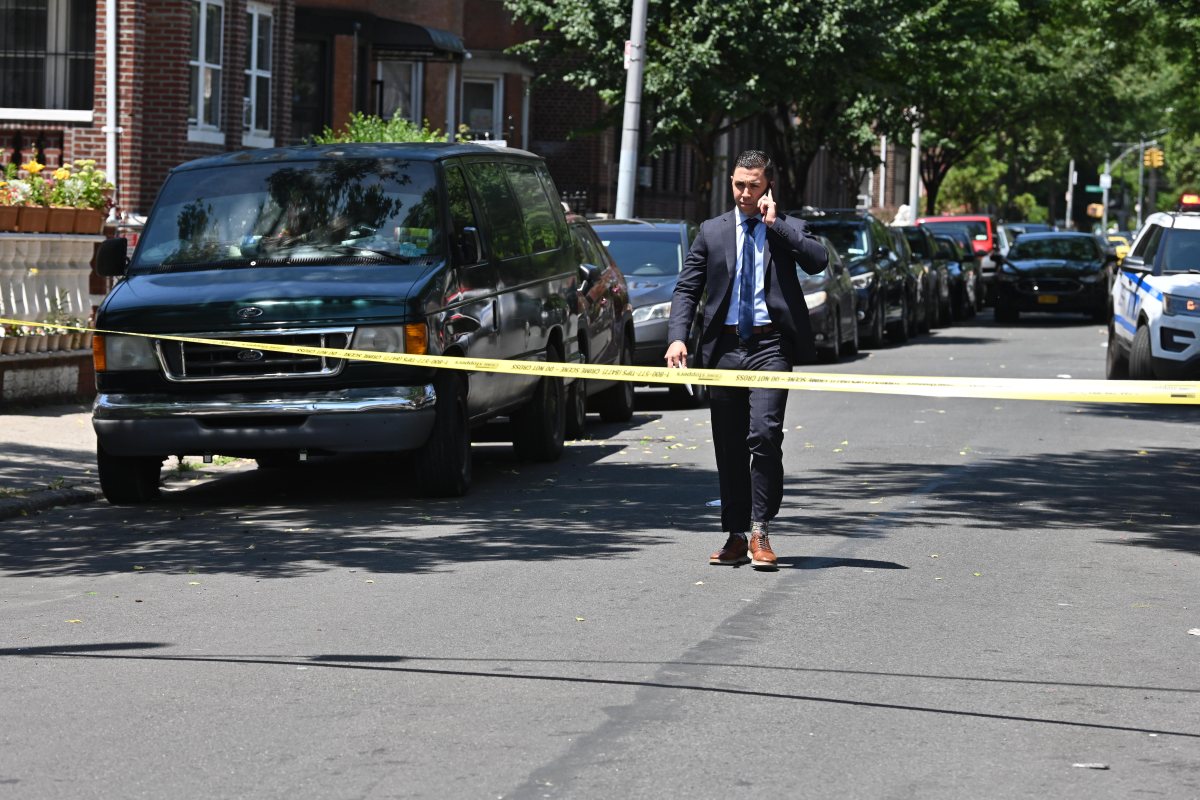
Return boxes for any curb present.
[0,486,101,521]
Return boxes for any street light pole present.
[1065,158,1076,230]
[1137,138,1146,230]
[614,0,648,220]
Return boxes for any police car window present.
[1132,224,1163,260]
[1160,229,1200,274]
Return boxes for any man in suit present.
[665,150,827,570]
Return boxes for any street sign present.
[1084,184,1103,193]
[1100,173,1112,189]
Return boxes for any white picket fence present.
[0,234,102,324]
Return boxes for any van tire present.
[512,345,566,461]
[97,444,162,505]
[598,338,638,420]
[1128,324,1155,380]
[417,372,472,496]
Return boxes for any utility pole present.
[1137,138,1146,230]
[908,126,921,214]
[1101,159,1111,232]
[614,0,648,220]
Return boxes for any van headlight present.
[351,324,428,354]
[851,273,875,287]
[94,334,159,372]
[632,301,671,324]
[1163,294,1200,316]
[805,291,827,310]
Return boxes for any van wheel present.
[565,380,588,439]
[1105,323,1129,380]
[1128,325,1155,380]
[418,372,472,496]
[512,345,566,461]
[598,338,638,420]
[97,444,162,505]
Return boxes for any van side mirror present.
[95,237,128,277]
[458,226,483,264]
[578,262,603,287]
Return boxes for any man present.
[665,150,827,570]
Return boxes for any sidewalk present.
[0,403,101,520]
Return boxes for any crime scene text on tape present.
[4,318,1199,405]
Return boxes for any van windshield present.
[130,159,442,272]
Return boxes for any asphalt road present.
[2,311,1198,799]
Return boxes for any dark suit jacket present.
[667,211,828,367]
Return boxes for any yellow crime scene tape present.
[4,318,1200,405]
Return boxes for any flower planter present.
[33,335,49,353]
[1,337,16,355]
[46,333,63,350]
[0,206,19,232]
[16,206,49,233]
[46,207,77,234]
[13,337,28,354]
[74,208,105,234]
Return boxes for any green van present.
[92,143,582,502]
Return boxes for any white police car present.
[1107,193,1200,379]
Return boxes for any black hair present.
[734,150,774,183]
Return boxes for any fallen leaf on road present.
[1187,629,1200,636]
[695,581,704,585]
[1136,450,1149,456]
[840,440,848,445]
[133,565,144,571]
[1072,763,1109,770]
[869,500,882,505]
[833,448,844,453]
[188,581,200,586]
[575,617,586,622]
[364,580,374,584]
[66,619,82,623]
[973,572,983,577]
[930,554,939,558]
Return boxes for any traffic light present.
[1086,203,1104,218]
[1144,147,1165,168]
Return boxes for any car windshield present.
[922,220,988,242]
[1008,237,1099,261]
[802,221,869,261]
[902,230,931,258]
[1161,229,1200,274]
[130,159,442,273]
[598,232,683,276]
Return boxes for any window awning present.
[296,9,465,61]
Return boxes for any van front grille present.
[156,328,353,382]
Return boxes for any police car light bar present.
[1179,192,1200,210]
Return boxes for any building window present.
[375,58,421,123]
[0,0,95,117]
[243,2,272,145]
[462,77,502,141]
[188,0,224,134]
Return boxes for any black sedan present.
[898,225,953,328]
[931,233,981,320]
[565,215,636,434]
[992,233,1115,323]
[803,236,859,362]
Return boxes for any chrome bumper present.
[94,385,436,419]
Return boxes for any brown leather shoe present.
[749,532,778,570]
[709,535,750,566]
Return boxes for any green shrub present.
[309,112,449,144]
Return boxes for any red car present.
[916,214,1000,305]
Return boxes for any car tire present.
[865,298,887,348]
[920,287,933,334]
[843,309,860,357]
[817,313,841,363]
[1105,323,1129,380]
[97,443,162,505]
[512,344,566,461]
[888,294,909,343]
[417,371,472,496]
[1128,324,1155,380]
[994,300,1019,324]
[565,379,588,439]
[598,337,638,420]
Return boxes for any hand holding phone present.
[758,188,777,225]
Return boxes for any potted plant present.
[11,159,50,233]
[56,160,113,234]
[0,166,19,232]
[0,323,18,355]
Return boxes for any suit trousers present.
[708,330,793,532]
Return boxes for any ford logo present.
[237,306,264,320]
[236,350,265,362]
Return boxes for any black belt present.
[723,324,774,334]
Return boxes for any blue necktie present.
[738,218,758,341]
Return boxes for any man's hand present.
[665,340,688,369]
[758,188,777,226]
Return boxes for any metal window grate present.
[155,328,353,382]
[0,0,96,110]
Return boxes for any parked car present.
[1107,197,1200,379]
[793,209,907,348]
[803,236,859,362]
[931,233,979,320]
[992,232,1114,323]
[91,142,584,502]
[887,227,930,338]
[1106,231,1133,266]
[590,218,707,406]
[917,214,1001,303]
[565,215,636,436]
[898,225,953,327]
